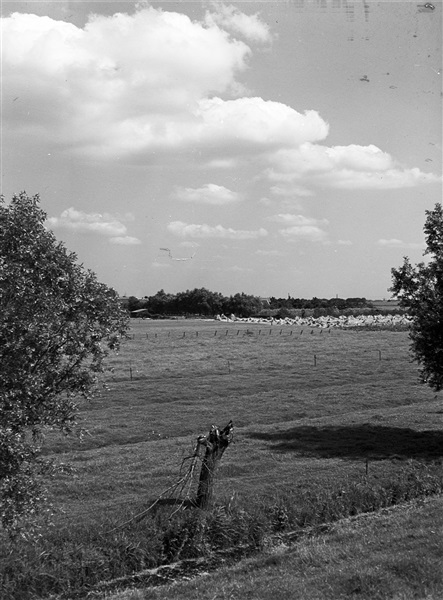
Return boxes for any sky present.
[1,1,442,299]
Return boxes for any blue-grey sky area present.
[1,1,442,298]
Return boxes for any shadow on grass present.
[249,424,443,460]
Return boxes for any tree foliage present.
[127,290,373,318]
[390,203,443,391]
[0,193,129,532]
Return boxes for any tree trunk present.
[195,421,233,509]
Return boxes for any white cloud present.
[270,213,329,227]
[2,9,330,160]
[168,221,268,239]
[337,239,353,246]
[2,9,250,154]
[194,98,328,149]
[173,184,241,205]
[109,236,141,245]
[47,207,140,243]
[205,3,272,43]
[377,239,424,249]
[326,168,441,190]
[274,214,329,243]
[205,158,239,169]
[267,143,441,190]
[2,6,439,193]
[269,144,395,177]
[279,225,328,243]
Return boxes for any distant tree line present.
[126,289,262,318]
[125,289,392,318]
[268,296,369,310]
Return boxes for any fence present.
[105,324,411,383]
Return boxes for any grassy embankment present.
[1,319,442,598]
[105,496,443,600]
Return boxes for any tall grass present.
[1,461,442,599]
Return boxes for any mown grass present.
[1,320,442,598]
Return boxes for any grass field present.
[107,496,443,600]
[2,319,443,598]
[46,319,441,504]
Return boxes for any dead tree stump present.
[195,420,233,509]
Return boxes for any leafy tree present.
[0,193,129,532]
[390,203,443,391]
[127,295,143,313]
[147,289,176,315]
[223,292,263,317]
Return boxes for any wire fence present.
[124,324,408,341]
[104,326,412,383]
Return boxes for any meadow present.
[2,319,443,599]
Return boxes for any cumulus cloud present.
[2,6,439,192]
[2,8,329,159]
[267,143,440,190]
[47,208,140,243]
[2,8,250,154]
[194,98,328,149]
[269,144,396,177]
[168,220,268,239]
[173,184,241,205]
[273,214,329,243]
[205,3,272,43]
